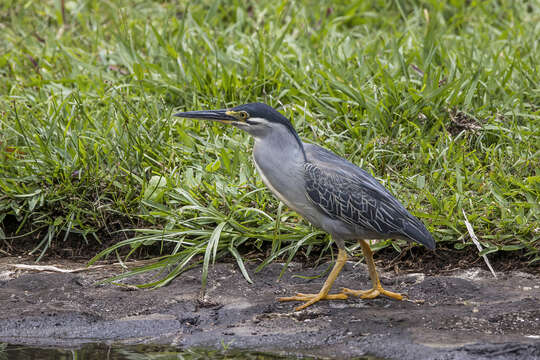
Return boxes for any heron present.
[174,102,435,311]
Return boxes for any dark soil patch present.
[1,214,148,260]
[374,245,540,276]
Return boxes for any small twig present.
[8,264,107,273]
[110,282,140,291]
[0,248,11,256]
[410,64,424,77]
[462,210,497,278]
[7,260,154,273]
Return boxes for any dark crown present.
[231,103,292,127]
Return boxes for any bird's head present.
[174,102,296,139]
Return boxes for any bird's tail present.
[401,216,435,250]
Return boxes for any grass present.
[1,1,538,284]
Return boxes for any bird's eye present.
[240,111,248,119]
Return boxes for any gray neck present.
[252,123,305,165]
[251,123,308,212]
[245,119,306,161]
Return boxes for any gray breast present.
[252,140,324,227]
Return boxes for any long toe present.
[341,286,402,301]
[379,288,403,300]
[342,287,380,299]
[278,292,348,311]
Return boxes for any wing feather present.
[303,143,435,248]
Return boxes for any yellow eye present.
[240,111,248,120]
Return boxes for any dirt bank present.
[0,257,539,360]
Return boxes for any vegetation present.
[1,1,538,284]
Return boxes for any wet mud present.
[0,257,539,359]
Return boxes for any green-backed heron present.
[174,103,435,311]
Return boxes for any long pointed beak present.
[173,109,237,124]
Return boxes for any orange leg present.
[279,248,348,310]
[341,240,402,300]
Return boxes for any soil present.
[0,256,539,360]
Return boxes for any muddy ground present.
[0,256,539,360]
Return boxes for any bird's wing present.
[303,143,434,248]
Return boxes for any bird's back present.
[303,143,435,249]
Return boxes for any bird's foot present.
[278,292,348,311]
[341,286,403,300]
